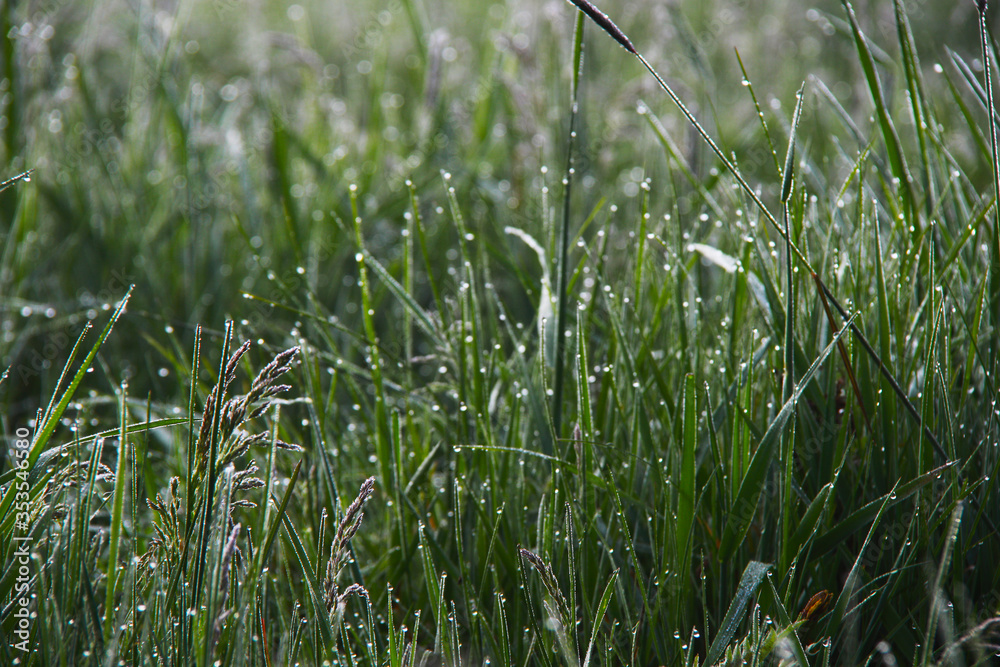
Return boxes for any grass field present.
[2,0,1000,664]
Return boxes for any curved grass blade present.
[810,461,956,557]
[582,569,618,667]
[704,560,771,667]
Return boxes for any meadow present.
[2,0,999,664]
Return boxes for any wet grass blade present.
[27,286,133,467]
[677,373,697,567]
[719,314,856,560]
[552,10,586,439]
[704,561,771,667]
[840,0,914,218]
[582,569,618,667]
[102,380,131,642]
[811,461,956,557]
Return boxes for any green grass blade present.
[919,502,964,667]
[704,560,771,667]
[582,569,618,667]
[278,494,337,654]
[719,314,857,559]
[677,373,697,568]
[28,286,133,468]
[811,461,956,557]
[102,380,131,643]
[840,0,914,218]
[552,10,586,439]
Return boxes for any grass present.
[2,0,1000,664]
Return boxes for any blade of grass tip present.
[435,573,450,662]
[517,548,555,667]
[417,523,442,633]
[872,207,897,477]
[495,590,512,667]
[810,461,955,557]
[103,379,131,643]
[552,10,585,440]
[576,311,595,520]
[780,84,804,206]
[0,168,33,193]
[719,314,857,560]
[581,571,618,667]
[361,247,447,351]
[827,486,897,637]
[403,183,415,385]
[788,481,835,558]
[27,286,133,468]
[735,52,782,176]
[779,87,804,571]
[703,561,771,667]
[780,87,803,396]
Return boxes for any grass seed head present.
[566,0,636,53]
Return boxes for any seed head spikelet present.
[324,476,376,612]
[566,0,635,53]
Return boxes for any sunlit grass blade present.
[840,0,914,219]
[102,380,131,643]
[703,560,771,667]
[582,569,618,667]
[28,286,133,467]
